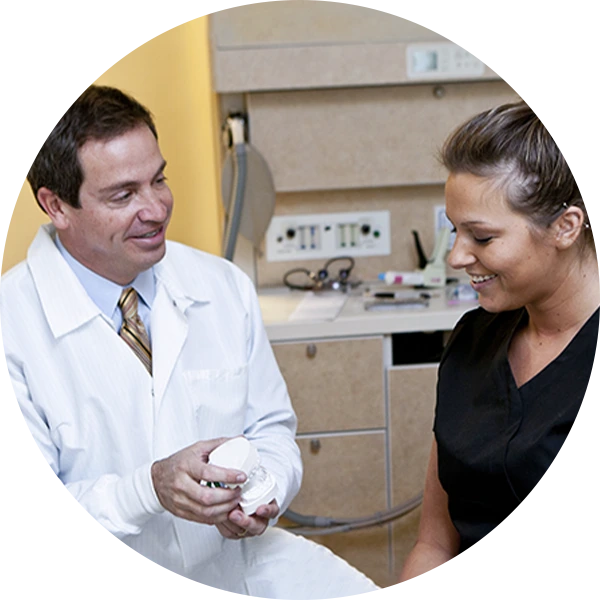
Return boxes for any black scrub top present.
[434,306,598,552]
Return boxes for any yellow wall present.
[2,16,222,273]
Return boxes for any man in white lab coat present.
[0,86,378,598]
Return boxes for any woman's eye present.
[474,236,493,244]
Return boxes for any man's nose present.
[139,189,169,222]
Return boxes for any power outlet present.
[434,204,455,250]
[265,210,391,262]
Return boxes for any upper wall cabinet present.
[209,2,500,93]
[246,81,517,191]
[209,2,517,190]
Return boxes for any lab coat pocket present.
[183,365,248,438]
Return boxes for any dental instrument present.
[379,227,451,288]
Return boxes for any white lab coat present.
[1,225,378,598]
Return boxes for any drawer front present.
[272,337,385,433]
[284,433,390,586]
[291,433,387,517]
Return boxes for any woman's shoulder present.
[456,305,523,328]
[440,307,524,365]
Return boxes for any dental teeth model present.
[206,437,278,515]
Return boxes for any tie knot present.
[118,287,139,321]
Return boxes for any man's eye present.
[112,191,132,203]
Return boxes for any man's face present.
[57,125,173,285]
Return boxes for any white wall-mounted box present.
[265,210,391,262]
[407,42,485,81]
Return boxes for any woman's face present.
[445,172,560,313]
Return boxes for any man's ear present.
[36,187,71,230]
[553,206,586,250]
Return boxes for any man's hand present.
[151,438,247,524]
[216,500,280,540]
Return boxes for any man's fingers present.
[216,520,247,539]
[254,500,280,520]
[172,488,243,523]
[196,437,232,454]
[151,438,253,526]
[187,438,248,485]
[229,508,269,537]
[198,463,247,486]
[187,477,242,507]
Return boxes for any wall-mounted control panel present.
[265,210,391,262]
[407,42,485,80]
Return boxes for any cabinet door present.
[248,81,517,191]
[284,433,391,587]
[210,4,498,92]
[211,3,441,50]
[388,364,438,573]
[272,337,385,434]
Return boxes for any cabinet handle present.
[306,343,317,359]
[433,85,446,99]
[310,439,321,453]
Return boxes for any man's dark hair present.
[27,85,157,211]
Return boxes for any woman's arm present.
[399,438,460,582]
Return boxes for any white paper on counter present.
[288,291,348,322]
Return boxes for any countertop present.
[258,283,479,342]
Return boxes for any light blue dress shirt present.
[55,235,155,340]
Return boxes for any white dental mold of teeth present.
[207,437,278,515]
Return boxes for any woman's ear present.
[553,206,586,250]
[36,187,71,230]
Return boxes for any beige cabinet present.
[271,337,384,433]
[389,365,438,570]
[290,434,391,586]
[247,81,517,192]
[210,3,499,93]
[272,335,441,587]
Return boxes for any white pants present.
[188,527,380,599]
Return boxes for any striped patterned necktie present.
[118,287,152,374]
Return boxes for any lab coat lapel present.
[151,284,189,406]
[151,257,209,407]
[27,224,103,337]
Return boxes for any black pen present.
[373,292,431,299]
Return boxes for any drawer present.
[291,433,387,516]
[281,432,390,586]
[272,337,385,433]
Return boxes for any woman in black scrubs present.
[400,101,599,580]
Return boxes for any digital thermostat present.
[406,42,485,80]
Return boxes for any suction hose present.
[222,117,247,261]
[282,491,423,536]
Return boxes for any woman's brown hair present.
[441,101,594,251]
